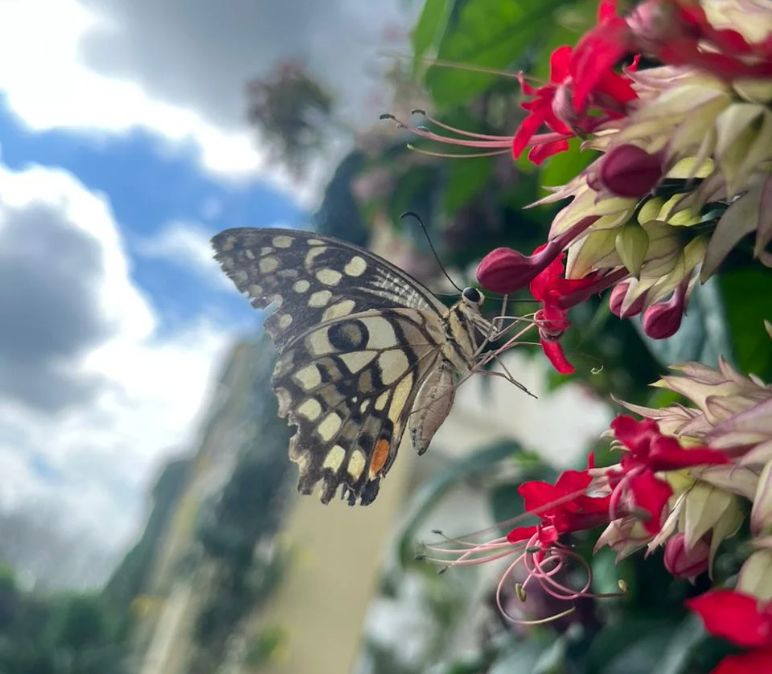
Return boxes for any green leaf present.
[719,266,772,381]
[489,640,546,674]
[442,157,493,214]
[587,617,681,674]
[616,224,650,276]
[635,277,733,367]
[654,616,708,674]
[540,138,599,188]
[412,0,454,69]
[425,0,570,109]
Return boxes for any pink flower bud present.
[642,283,687,339]
[600,144,664,197]
[476,242,563,294]
[476,219,599,295]
[609,280,646,317]
[626,0,677,45]
[475,247,541,294]
[664,533,709,581]
[552,83,582,129]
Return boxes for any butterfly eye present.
[462,287,483,305]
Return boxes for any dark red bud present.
[476,243,561,294]
[609,280,646,317]
[600,144,664,197]
[642,283,687,339]
[664,533,709,581]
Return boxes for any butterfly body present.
[212,227,492,505]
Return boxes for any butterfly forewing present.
[212,228,457,505]
[212,228,445,347]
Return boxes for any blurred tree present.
[246,60,335,177]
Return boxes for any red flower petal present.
[597,0,617,22]
[518,470,610,533]
[512,107,549,158]
[554,469,593,493]
[507,525,538,544]
[571,16,630,111]
[529,250,566,300]
[541,338,575,375]
[687,590,772,649]
[549,45,573,83]
[627,469,671,534]
[713,648,772,674]
[536,524,559,547]
[647,435,729,471]
[528,138,571,164]
[610,415,660,456]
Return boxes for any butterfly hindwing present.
[271,309,444,504]
[211,227,446,350]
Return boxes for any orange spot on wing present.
[369,438,390,477]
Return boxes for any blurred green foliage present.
[0,567,127,674]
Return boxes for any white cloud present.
[0,0,415,204]
[0,0,293,194]
[135,220,234,291]
[0,161,233,565]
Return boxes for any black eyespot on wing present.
[328,320,369,351]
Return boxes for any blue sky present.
[0,96,304,332]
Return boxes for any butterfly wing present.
[212,227,450,504]
[272,309,445,504]
[211,227,447,346]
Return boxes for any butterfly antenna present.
[400,211,463,293]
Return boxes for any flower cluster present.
[401,0,771,374]
[407,1,770,670]
[427,357,771,660]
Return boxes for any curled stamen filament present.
[425,526,625,625]
[381,112,569,152]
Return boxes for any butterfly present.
[212,227,495,505]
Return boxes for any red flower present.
[688,590,772,649]
[625,469,672,534]
[512,46,575,164]
[607,415,729,534]
[513,31,637,164]
[475,217,629,376]
[571,0,635,111]
[515,469,611,535]
[476,217,600,295]
[475,245,559,295]
[610,415,729,472]
[573,0,772,101]
[687,589,772,674]
[507,522,559,551]
[529,246,627,374]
